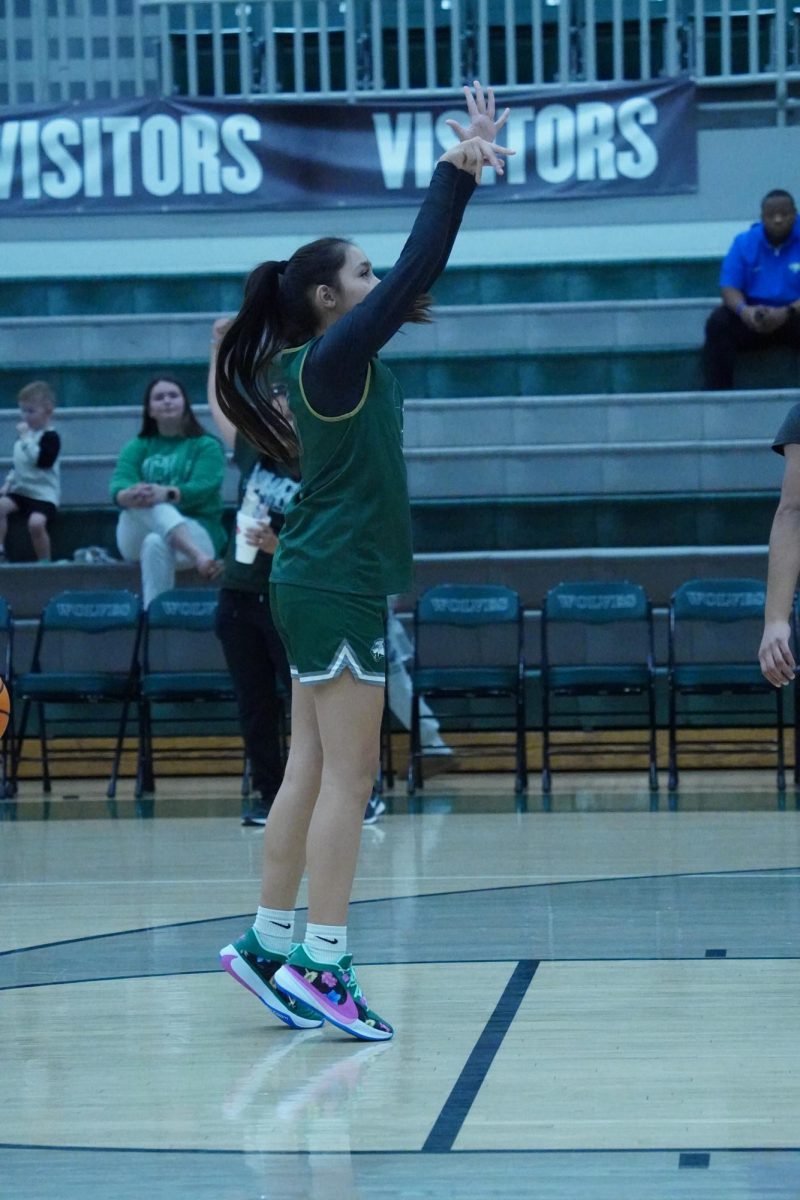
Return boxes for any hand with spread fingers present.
[446,79,511,146]
[440,135,513,185]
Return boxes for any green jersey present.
[109,432,227,554]
[268,162,476,600]
[271,342,413,596]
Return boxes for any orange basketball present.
[0,677,10,738]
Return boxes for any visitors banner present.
[0,79,696,215]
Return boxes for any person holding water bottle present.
[208,324,301,826]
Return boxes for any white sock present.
[304,922,347,963]
[254,906,294,957]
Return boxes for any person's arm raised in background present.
[208,318,237,450]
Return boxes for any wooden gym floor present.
[1,772,799,1199]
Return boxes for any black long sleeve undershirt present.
[36,431,60,469]
[302,161,476,418]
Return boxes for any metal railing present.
[2,0,799,111]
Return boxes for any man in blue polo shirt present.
[703,189,800,389]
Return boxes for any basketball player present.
[217,84,512,1041]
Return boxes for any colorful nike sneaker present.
[274,946,394,1041]
[219,928,323,1030]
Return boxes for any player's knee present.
[322,754,378,800]
[283,745,323,793]
[28,512,47,532]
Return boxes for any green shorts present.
[269,582,387,686]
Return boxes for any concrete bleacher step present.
[4,345,798,408]
[1,391,791,504]
[406,437,785,496]
[0,261,720,318]
[0,545,769,621]
[4,390,794,456]
[402,390,799,449]
[0,300,719,367]
[1,492,780,576]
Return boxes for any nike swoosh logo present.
[283,966,359,1024]
[316,936,339,945]
[270,921,291,929]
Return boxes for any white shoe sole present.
[219,945,323,1030]
[274,964,394,1042]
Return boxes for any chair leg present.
[0,725,13,799]
[648,682,659,792]
[515,690,528,795]
[135,701,155,797]
[38,703,51,794]
[407,688,419,795]
[541,691,552,795]
[108,698,133,800]
[667,686,678,793]
[12,699,31,792]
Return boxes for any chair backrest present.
[414,584,522,670]
[144,588,226,673]
[0,596,12,633]
[146,588,218,631]
[417,584,520,627]
[545,581,648,623]
[542,580,652,668]
[670,578,765,666]
[671,578,765,623]
[35,590,141,674]
[41,590,141,631]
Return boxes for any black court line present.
[1,1142,797,1157]
[1,865,797,958]
[3,953,799,994]
[680,1151,711,1167]
[422,959,540,1154]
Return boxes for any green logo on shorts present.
[371,638,385,661]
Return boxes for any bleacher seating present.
[0,256,794,625]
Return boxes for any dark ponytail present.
[215,238,353,465]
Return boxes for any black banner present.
[0,80,696,216]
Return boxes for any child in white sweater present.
[0,381,61,562]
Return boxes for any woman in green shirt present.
[216,85,511,1042]
[110,375,226,607]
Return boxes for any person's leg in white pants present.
[116,505,215,607]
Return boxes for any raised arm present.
[303,135,510,417]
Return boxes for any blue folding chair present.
[14,590,142,800]
[138,588,279,802]
[409,583,527,797]
[541,580,657,794]
[668,578,784,792]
